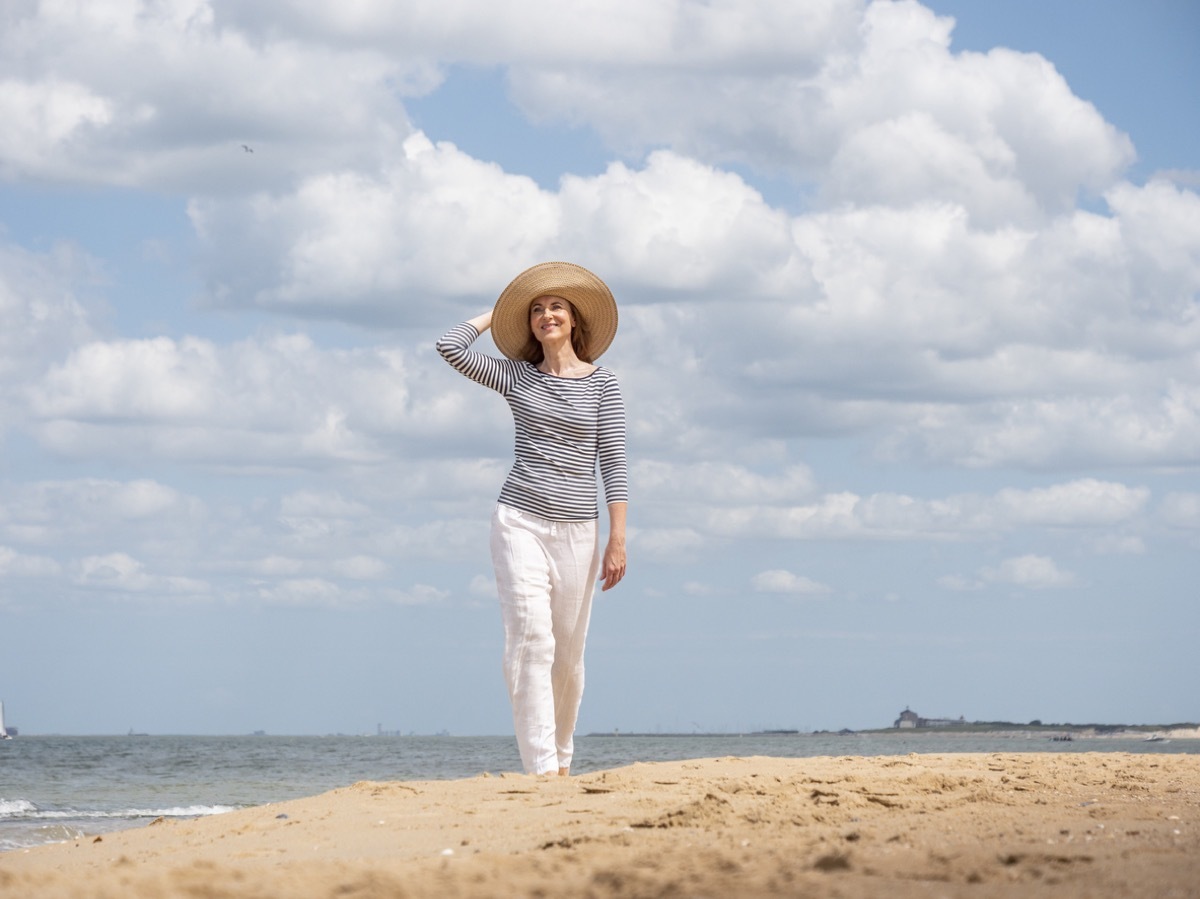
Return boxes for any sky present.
[1,0,1198,737]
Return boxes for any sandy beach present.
[3,752,1197,898]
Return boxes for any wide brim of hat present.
[491,261,618,361]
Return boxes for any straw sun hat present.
[491,261,618,362]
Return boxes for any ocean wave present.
[1,801,239,853]
[0,799,38,817]
[1,799,236,821]
[0,823,87,851]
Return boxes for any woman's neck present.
[538,342,593,377]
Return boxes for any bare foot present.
[558,767,569,777]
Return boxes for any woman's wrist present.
[466,309,493,333]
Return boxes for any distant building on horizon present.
[894,707,965,729]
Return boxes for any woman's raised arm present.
[466,309,493,333]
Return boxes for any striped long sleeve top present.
[436,322,628,521]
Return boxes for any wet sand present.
[2,752,1198,897]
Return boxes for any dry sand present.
[2,752,1198,898]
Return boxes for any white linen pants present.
[490,503,600,775]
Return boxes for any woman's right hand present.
[466,310,493,333]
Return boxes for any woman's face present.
[529,296,575,344]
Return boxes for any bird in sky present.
[241,144,254,153]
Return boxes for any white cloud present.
[751,569,832,595]
[0,0,1196,632]
[992,480,1150,528]
[0,474,491,611]
[0,479,203,549]
[279,490,373,520]
[189,139,802,321]
[0,545,61,579]
[252,577,347,606]
[332,555,389,580]
[634,460,815,504]
[245,555,306,577]
[689,478,1148,542]
[468,574,495,597]
[941,553,1077,592]
[0,79,112,176]
[1107,180,1200,296]
[263,155,1196,474]
[981,554,1075,589]
[0,242,97,418]
[224,0,854,68]
[73,551,210,597]
[882,383,1200,469]
[936,574,982,592]
[385,584,450,605]
[4,0,1188,479]
[511,0,1132,220]
[634,528,706,560]
[188,134,558,319]
[26,334,448,470]
[2,0,1132,227]
[0,0,425,188]
[246,577,447,608]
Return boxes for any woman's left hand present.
[600,538,626,591]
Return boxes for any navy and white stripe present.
[437,322,628,522]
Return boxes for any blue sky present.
[1,0,1197,737]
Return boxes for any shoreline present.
[591,726,1200,739]
[3,752,1197,898]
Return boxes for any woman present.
[436,261,628,776]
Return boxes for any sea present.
[2,731,1196,853]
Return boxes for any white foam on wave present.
[0,823,87,851]
[1,803,238,853]
[107,805,239,819]
[0,799,38,817]
[1,800,236,820]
